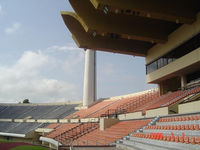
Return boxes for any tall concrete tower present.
[83,49,96,107]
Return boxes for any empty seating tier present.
[71,119,151,146]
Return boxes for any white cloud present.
[5,22,21,34]
[45,44,85,74]
[0,50,78,103]
[62,50,84,74]
[47,44,79,52]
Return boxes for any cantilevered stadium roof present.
[62,0,200,57]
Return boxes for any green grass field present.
[10,145,48,150]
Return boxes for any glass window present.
[146,32,200,74]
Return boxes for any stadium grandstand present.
[1,0,200,150]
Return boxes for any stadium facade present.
[61,0,200,106]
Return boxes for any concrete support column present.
[83,49,96,107]
[181,75,187,89]
[158,84,162,96]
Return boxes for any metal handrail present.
[55,122,99,146]
[100,90,159,117]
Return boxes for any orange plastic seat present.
[195,137,200,145]
[181,125,185,130]
[191,115,195,121]
[163,135,167,141]
[171,117,175,122]
[190,124,195,130]
[185,124,189,130]
[153,133,157,139]
[186,116,190,121]
[182,116,186,121]
[194,115,199,120]
[179,136,184,143]
[167,135,171,141]
[177,125,181,130]
[166,125,170,130]
[169,118,172,122]
[156,133,160,140]
[175,135,179,143]
[195,124,200,130]
[173,125,177,130]
[179,117,182,121]
[190,136,196,144]
[175,117,179,121]
[150,133,154,139]
[147,134,150,139]
[171,135,175,142]
[184,136,189,144]
[159,133,163,140]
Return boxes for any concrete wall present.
[37,119,58,123]
[100,118,119,131]
[118,112,143,120]
[0,119,12,122]
[146,47,200,83]
[14,119,24,122]
[179,101,200,114]
[80,118,99,123]
[25,119,36,123]
[59,119,69,123]
[70,119,80,123]
[145,107,169,117]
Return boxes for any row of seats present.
[46,123,60,129]
[164,86,200,107]
[159,114,200,122]
[146,124,200,130]
[141,86,200,114]
[0,104,78,119]
[66,99,121,119]
[133,132,200,145]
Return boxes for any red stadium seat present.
[195,124,200,130]
[190,136,196,144]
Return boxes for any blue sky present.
[0,0,155,103]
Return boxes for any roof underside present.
[62,0,200,57]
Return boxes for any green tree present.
[23,99,30,104]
